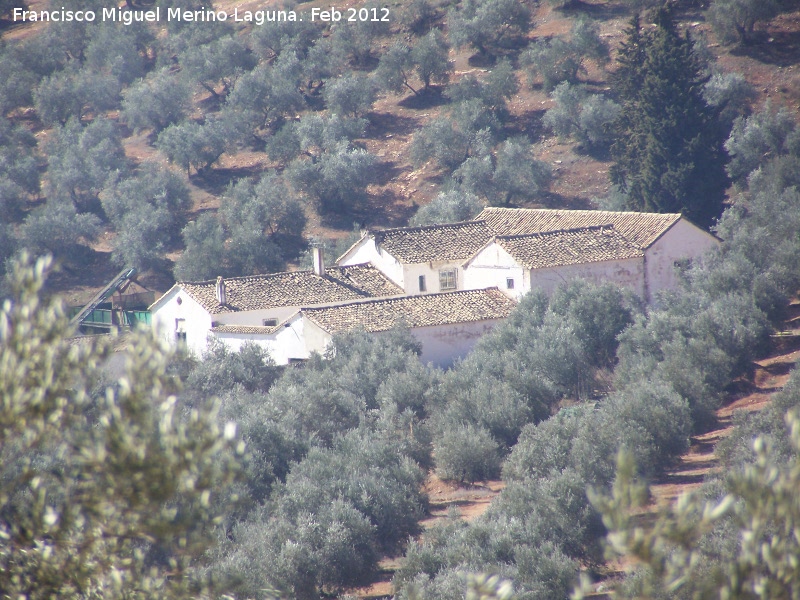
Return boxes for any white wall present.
[463,243,527,299]
[210,314,310,364]
[408,319,505,368]
[302,318,334,356]
[212,306,298,327]
[338,237,405,289]
[528,256,646,297]
[151,288,213,356]
[644,219,719,303]
[295,315,504,369]
[402,261,469,295]
[338,237,469,295]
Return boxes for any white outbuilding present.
[462,225,646,298]
[149,260,402,356]
[336,221,494,295]
[301,288,516,367]
[209,287,517,367]
[475,208,720,303]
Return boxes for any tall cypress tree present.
[610,8,727,228]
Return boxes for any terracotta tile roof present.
[210,324,283,335]
[373,221,494,263]
[302,288,517,334]
[177,264,402,314]
[490,226,644,269]
[476,207,683,249]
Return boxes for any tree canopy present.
[610,10,728,228]
[0,254,241,597]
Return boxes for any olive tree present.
[0,254,241,598]
[724,103,800,187]
[0,118,40,220]
[33,66,120,126]
[707,0,787,45]
[584,408,800,600]
[226,54,306,132]
[410,190,483,226]
[453,137,552,206]
[45,117,127,214]
[543,82,621,149]
[285,140,377,213]
[179,34,257,98]
[173,213,226,281]
[16,201,101,262]
[522,20,609,91]
[376,31,452,96]
[323,73,377,118]
[84,22,148,85]
[122,68,193,134]
[448,0,531,57]
[156,110,248,175]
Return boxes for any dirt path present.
[651,333,800,505]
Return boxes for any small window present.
[175,318,186,342]
[418,275,427,292]
[262,318,278,327]
[506,278,515,290]
[674,258,692,270]
[439,269,457,291]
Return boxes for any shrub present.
[410,190,484,226]
[435,423,501,482]
[122,68,192,134]
[46,117,127,214]
[17,200,101,261]
[448,0,530,56]
[724,103,800,187]
[323,73,377,118]
[173,213,226,281]
[522,20,609,91]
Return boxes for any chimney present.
[215,276,227,305]
[312,247,325,276]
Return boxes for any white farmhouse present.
[336,221,493,294]
[149,257,402,357]
[475,208,720,303]
[462,225,645,298]
[151,207,720,364]
[300,287,516,366]
[211,288,515,368]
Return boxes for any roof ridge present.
[479,207,682,218]
[496,224,616,240]
[301,287,505,311]
[373,219,488,236]
[180,264,370,286]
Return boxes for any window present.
[419,275,426,292]
[175,318,186,342]
[674,258,692,270]
[439,269,457,291]
[506,278,515,290]
[262,318,278,327]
